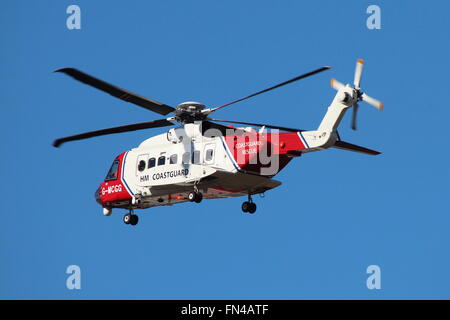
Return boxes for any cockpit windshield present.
[105,160,120,181]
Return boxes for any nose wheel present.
[123,211,139,226]
[242,194,257,214]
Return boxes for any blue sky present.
[1,0,449,299]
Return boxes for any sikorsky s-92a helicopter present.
[53,59,383,226]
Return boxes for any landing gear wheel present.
[194,192,203,203]
[247,202,257,214]
[129,214,139,226]
[123,213,132,224]
[242,201,257,214]
[188,191,203,203]
[124,212,138,225]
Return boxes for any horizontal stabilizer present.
[332,140,381,156]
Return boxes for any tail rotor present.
[331,59,383,130]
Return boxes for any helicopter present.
[53,59,383,226]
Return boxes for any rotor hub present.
[174,101,207,122]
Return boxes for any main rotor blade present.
[53,119,174,147]
[201,121,246,137]
[210,66,331,113]
[54,68,175,116]
[210,119,305,132]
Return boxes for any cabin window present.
[205,149,214,162]
[182,152,190,164]
[137,160,146,172]
[170,154,178,164]
[158,156,166,166]
[148,157,156,169]
[105,160,120,181]
[192,150,201,164]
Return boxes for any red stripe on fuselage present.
[224,131,305,176]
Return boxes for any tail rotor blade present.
[330,78,345,91]
[351,103,359,130]
[361,93,383,110]
[354,59,364,89]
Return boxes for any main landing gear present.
[242,194,257,214]
[123,210,139,226]
[188,191,203,203]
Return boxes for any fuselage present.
[95,123,311,211]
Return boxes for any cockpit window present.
[105,160,120,181]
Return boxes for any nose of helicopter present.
[94,152,133,209]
